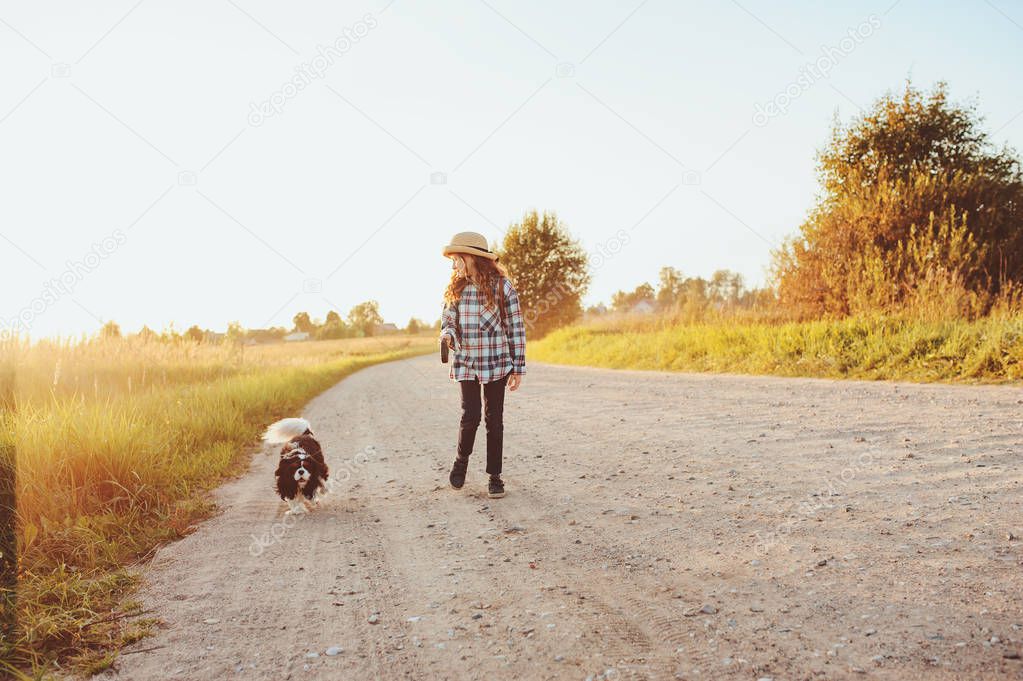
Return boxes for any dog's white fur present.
[263,417,312,444]
[285,484,328,515]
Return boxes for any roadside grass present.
[1,335,432,676]
[532,316,1023,382]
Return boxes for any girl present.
[440,231,526,498]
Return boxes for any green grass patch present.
[532,316,1023,382]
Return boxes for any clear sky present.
[2,0,1022,338]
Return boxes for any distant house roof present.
[630,299,656,314]
[375,323,399,333]
[283,331,310,341]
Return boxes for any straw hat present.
[442,231,498,260]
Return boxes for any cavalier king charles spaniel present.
[263,417,329,515]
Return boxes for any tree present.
[610,283,655,313]
[315,311,347,340]
[656,267,684,310]
[185,325,204,343]
[99,321,121,339]
[292,312,315,334]
[225,321,245,344]
[316,319,348,340]
[405,317,424,335]
[773,81,1023,318]
[499,210,590,337]
[347,301,383,337]
[709,270,744,305]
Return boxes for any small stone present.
[305,652,319,659]
[203,618,220,624]
[472,613,483,620]
[368,613,380,624]
[325,646,342,656]
[685,604,717,616]
[554,655,564,662]
[407,616,422,622]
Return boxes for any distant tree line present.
[291,300,418,340]
[597,267,775,321]
[95,299,434,345]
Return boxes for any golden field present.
[0,335,432,677]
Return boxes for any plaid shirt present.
[440,278,526,383]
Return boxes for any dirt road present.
[104,356,1023,680]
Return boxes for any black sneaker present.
[488,476,506,498]
[449,456,469,489]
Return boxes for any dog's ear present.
[304,437,323,461]
[275,460,298,500]
[306,445,327,480]
[301,460,327,499]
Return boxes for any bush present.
[773,81,1023,319]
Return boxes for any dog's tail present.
[263,417,312,444]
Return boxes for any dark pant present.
[457,374,508,476]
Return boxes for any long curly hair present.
[444,253,510,311]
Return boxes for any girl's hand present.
[508,374,522,391]
[441,332,459,351]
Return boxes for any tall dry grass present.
[1,335,431,676]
